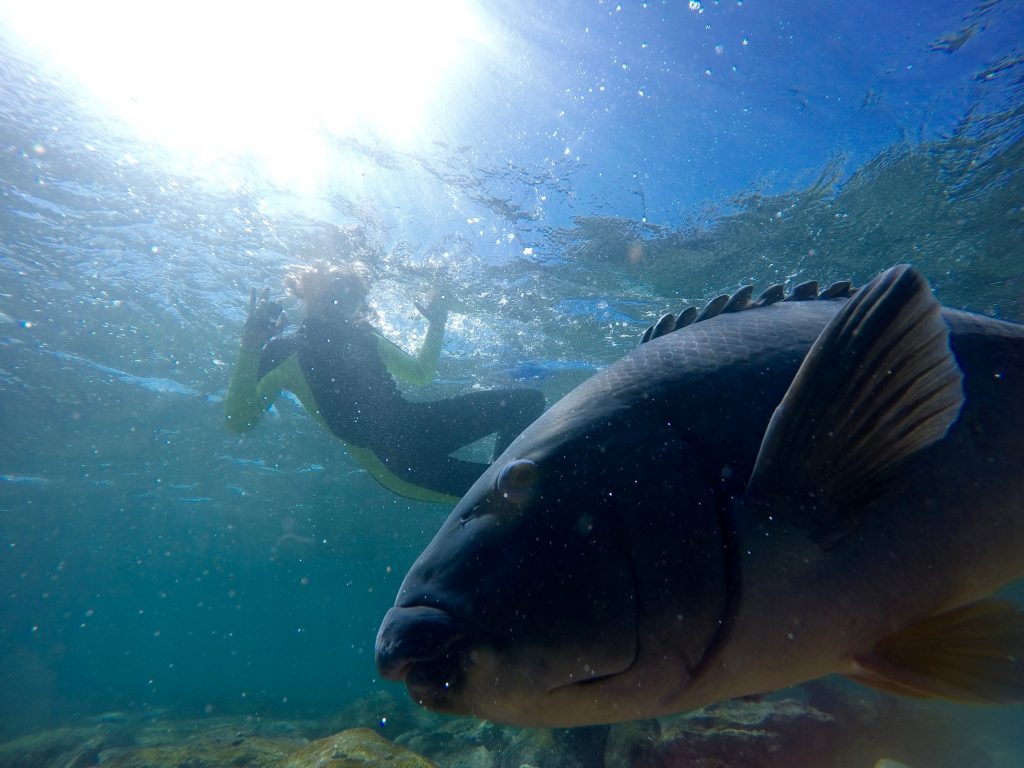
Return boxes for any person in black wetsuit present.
[225,261,545,503]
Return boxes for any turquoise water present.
[1,1,1023,763]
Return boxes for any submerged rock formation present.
[0,684,1010,768]
[0,718,434,768]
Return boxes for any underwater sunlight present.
[0,0,491,190]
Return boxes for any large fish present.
[376,265,1024,727]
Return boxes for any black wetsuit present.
[259,317,545,498]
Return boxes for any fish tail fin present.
[845,599,1024,703]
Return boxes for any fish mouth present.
[375,605,473,709]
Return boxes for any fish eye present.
[495,459,538,504]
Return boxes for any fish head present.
[376,384,729,726]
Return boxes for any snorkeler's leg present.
[375,390,545,498]
[490,389,546,457]
[418,388,546,459]
[440,456,491,497]
[373,431,488,498]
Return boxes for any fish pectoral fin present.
[845,600,1024,703]
[744,264,964,546]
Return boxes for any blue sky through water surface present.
[1,0,1018,240]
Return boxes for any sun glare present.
[0,1,489,190]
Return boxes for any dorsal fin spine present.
[641,276,856,344]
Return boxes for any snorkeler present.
[224,262,545,503]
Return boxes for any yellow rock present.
[0,721,438,768]
[286,728,436,768]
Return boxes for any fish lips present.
[375,605,475,708]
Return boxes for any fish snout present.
[376,605,469,703]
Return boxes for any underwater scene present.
[2,1,1023,766]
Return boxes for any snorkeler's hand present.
[414,287,449,325]
[241,287,287,350]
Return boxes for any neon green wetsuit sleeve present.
[376,315,446,387]
[224,346,306,433]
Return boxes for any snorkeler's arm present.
[376,313,446,387]
[224,288,294,433]
[225,344,322,433]
[224,347,278,433]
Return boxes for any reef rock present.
[498,725,608,768]
[0,719,435,768]
[286,728,436,768]
[604,720,664,768]
[0,688,1008,768]
[0,725,122,768]
[651,698,836,768]
[394,717,607,768]
[325,690,434,739]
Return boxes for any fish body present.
[376,266,1024,727]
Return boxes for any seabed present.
[1,683,1016,768]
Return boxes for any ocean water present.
[1,1,1022,765]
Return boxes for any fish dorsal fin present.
[745,265,964,544]
[846,600,1024,703]
[640,277,854,344]
[723,285,754,313]
[697,293,730,322]
[785,279,819,300]
[674,306,698,329]
[757,284,785,306]
[651,312,676,339]
[820,279,853,299]
[644,308,695,342]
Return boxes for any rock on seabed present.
[286,728,436,768]
[0,720,435,768]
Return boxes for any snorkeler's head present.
[285,261,370,322]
